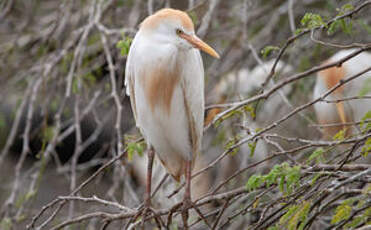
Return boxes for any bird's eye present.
[176,29,183,35]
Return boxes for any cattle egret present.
[204,61,292,185]
[125,8,219,226]
[206,60,292,125]
[313,49,371,139]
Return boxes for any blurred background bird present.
[204,60,293,188]
[313,49,371,139]
[124,8,219,226]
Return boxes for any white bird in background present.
[125,8,219,226]
[205,60,293,125]
[313,49,371,139]
[204,61,292,185]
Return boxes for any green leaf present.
[280,202,310,230]
[328,20,341,35]
[243,105,256,119]
[124,135,146,161]
[293,201,311,230]
[361,137,371,158]
[363,207,371,218]
[267,226,279,230]
[301,13,326,29]
[308,147,324,163]
[261,46,280,58]
[248,141,257,157]
[280,205,299,225]
[225,134,241,155]
[286,165,301,192]
[264,164,281,187]
[126,142,145,161]
[331,201,352,224]
[116,35,133,56]
[328,19,352,35]
[215,109,243,128]
[332,128,346,141]
[339,19,352,35]
[41,126,55,142]
[328,3,354,35]
[358,19,371,34]
[310,173,322,185]
[340,3,354,13]
[295,28,304,35]
[248,162,301,194]
[360,110,371,133]
[344,216,363,229]
[246,174,263,191]
[253,198,260,209]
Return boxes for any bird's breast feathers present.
[129,38,203,118]
[140,58,181,114]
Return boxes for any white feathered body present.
[125,29,204,181]
[313,49,371,137]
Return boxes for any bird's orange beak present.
[180,34,220,59]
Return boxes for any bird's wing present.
[180,49,205,158]
[124,35,139,122]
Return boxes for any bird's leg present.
[180,160,211,229]
[140,146,157,228]
[145,146,155,208]
[181,160,192,229]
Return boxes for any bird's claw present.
[166,202,182,228]
[183,199,212,229]
[166,200,192,229]
[135,204,163,229]
[181,197,193,229]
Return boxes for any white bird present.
[206,60,293,125]
[125,8,219,226]
[204,61,292,185]
[313,49,371,139]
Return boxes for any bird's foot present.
[166,199,210,229]
[181,197,192,229]
[181,198,211,229]
[166,202,182,228]
[135,201,163,229]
